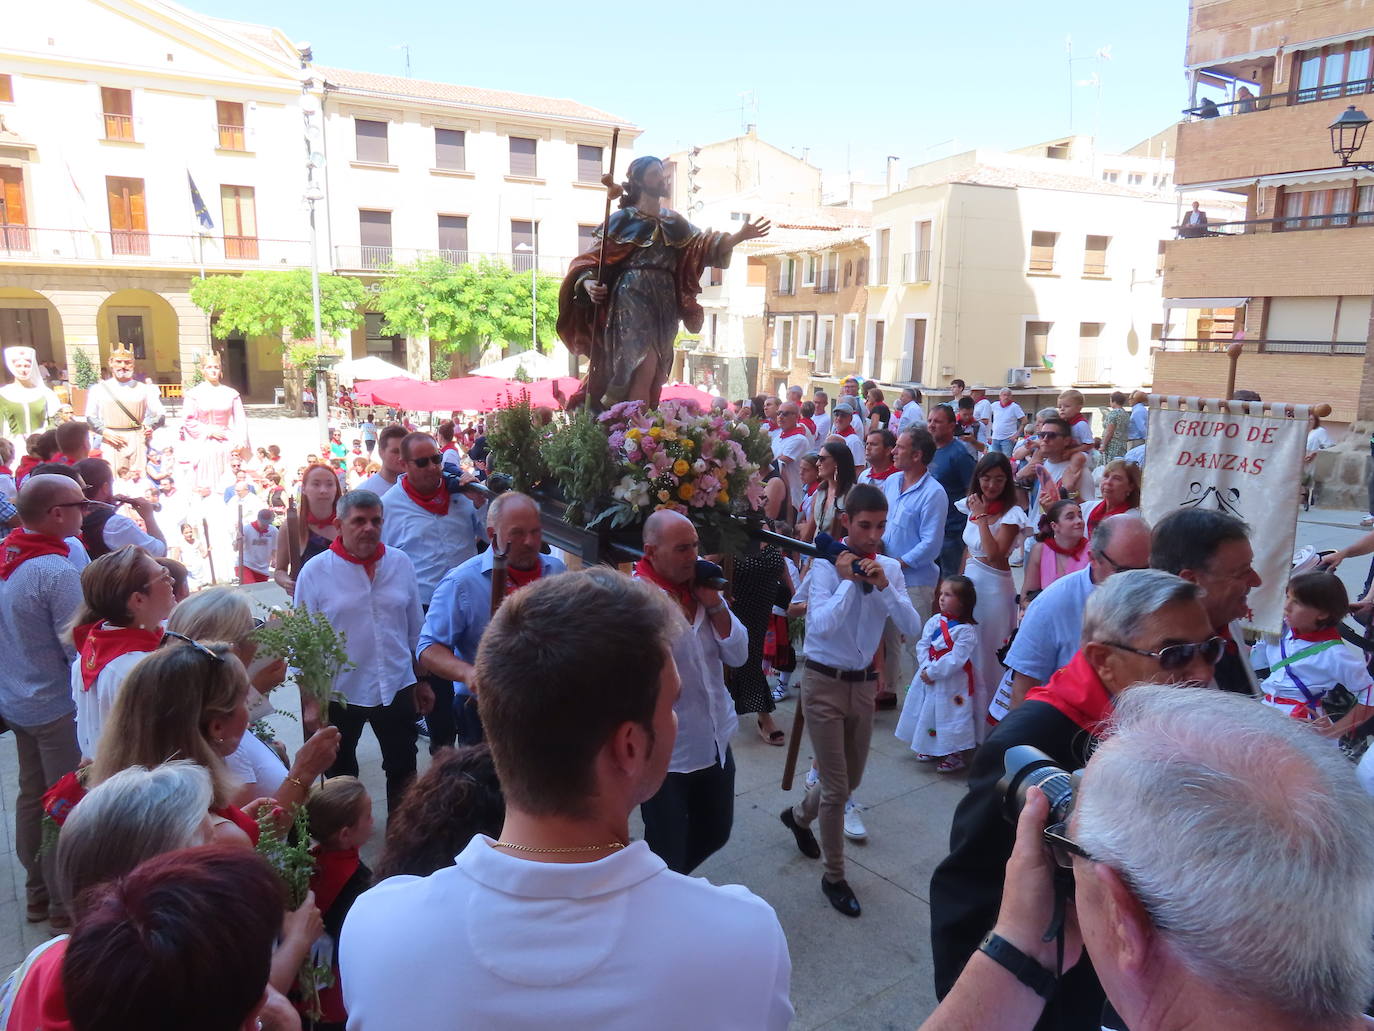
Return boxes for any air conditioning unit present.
[1006,367,1032,388]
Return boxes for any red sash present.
[330,536,386,579]
[401,475,450,516]
[634,557,697,619]
[73,622,164,691]
[1025,651,1112,732]
[1,529,70,580]
[928,617,975,699]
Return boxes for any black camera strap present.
[1042,867,1075,1029]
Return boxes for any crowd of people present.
[0,362,1371,1031]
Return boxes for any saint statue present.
[83,343,164,481]
[557,156,769,410]
[182,351,248,491]
[0,346,59,454]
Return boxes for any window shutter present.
[435,128,465,170]
[577,224,598,255]
[509,137,537,177]
[437,215,468,256]
[577,145,603,183]
[1084,235,1109,275]
[355,119,389,164]
[0,168,27,225]
[1029,231,1057,272]
[359,210,392,247]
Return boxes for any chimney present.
[886,155,900,195]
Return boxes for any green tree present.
[189,270,366,345]
[374,257,560,375]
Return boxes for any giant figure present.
[182,351,247,491]
[557,156,769,410]
[0,346,59,454]
[84,342,164,481]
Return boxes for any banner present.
[1141,396,1307,634]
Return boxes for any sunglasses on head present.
[161,630,226,665]
[408,455,443,468]
[1103,636,1226,671]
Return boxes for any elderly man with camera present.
[930,569,1221,1030]
[633,508,747,875]
[920,684,1374,1031]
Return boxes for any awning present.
[1162,296,1249,309]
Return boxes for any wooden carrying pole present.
[202,518,217,585]
[595,127,622,289]
[488,544,509,617]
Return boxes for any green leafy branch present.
[253,606,354,726]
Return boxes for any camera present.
[694,558,728,591]
[997,745,1078,826]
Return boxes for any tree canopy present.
[189,269,366,344]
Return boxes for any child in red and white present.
[1256,571,1374,742]
[1056,389,1097,459]
[895,575,979,773]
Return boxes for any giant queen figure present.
[557,156,769,410]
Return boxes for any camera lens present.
[997,744,1076,826]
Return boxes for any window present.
[101,87,134,141]
[435,128,466,171]
[509,136,538,178]
[1281,186,1362,229]
[1360,185,1374,224]
[0,167,29,251]
[364,312,405,364]
[842,315,859,362]
[1150,323,1164,341]
[1029,231,1057,273]
[358,209,392,268]
[577,144,603,184]
[116,315,146,360]
[511,219,537,270]
[778,258,796,295]
[106,176,147,254]
[771,317,793,369]
[815,317,835,374]
[220,185,257,260]
[802,254,818,287]
[866,319,886,378]
[1156,240,1168,275]
[437,215,468,263]
[855,257,867,283]
[1083,235,1110,276]
[875,228,891,283]
[843,260,852,287]
[704,312,718,351]
[903,317,927,381]
[355,119,389,164]
[819,252,839,292]
[1023,320,1052,367]
[1296,37,1374,102]
[577,223,599,256]
[216,101,245,150]
[0,75,14,103]
[797,317,814,360]
[1103,171,1119,183]
[914,220,932,281]
[708,266,723,287]
[1077,323,1104,383]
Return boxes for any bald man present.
[0,474,86,925]
[633,510,747,874]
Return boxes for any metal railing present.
[103,113,134,140]
[1074,355,1111,383]
[1159,336,1367,355]
[902,250,931,282]
[217,124,246,150]
[1176,211,1374,236]
[0,226,311,266]
[1183,74,1374,120]
[331,246,571,275]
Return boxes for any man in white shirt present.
[357,424,405,497]
[234,508,276,584]
[812,390,833,439]
[772,402,810,510]
[838,376,867,420]
[971,386,993,436]
[761,395,781,440]
[340,568,793,1031]
[893,387,925,434]
[829,403,866,471]
[74,458,166,559]
[634,509,747,874]
[295,488,425,813]
[989,387,1026,455]
[858,428,897,486]
[781,484,921,917]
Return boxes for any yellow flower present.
[648,427,663,439]
[681,439,694,451]
[657,489,670,502]
[663,429,678,440]
[717,489,729,504]
[678,483,695,501]
[626,428,641,440]
[673,459,690,476]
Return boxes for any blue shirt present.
[1003,567,1096,683]
[1128,402,1148,439]
[882,470,947,588]
[417,548,567,696]
[928,440,976,543]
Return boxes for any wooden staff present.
[236,502,244,582]
[781,702,805,791]
[202,518,217,585]
[488,543,509,617]
[595,126,622,291]
[284,497,302,578]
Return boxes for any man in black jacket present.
[929,570,1220,1031]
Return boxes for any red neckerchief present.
[1,529,69,580]
[1068,414,1088,426]
[634,557,697,619]
[1025,651,1113,732]
[304,507,337,530]
[780,426,806,439]
[1291,625,1342,643]
[1087,500,1129,533]
[1045,535,1088,560]
[984,499,1007,518]
[504,562,542,596]
[763,419,777,432]
[310,845,362,915]
[866,464,897,481]
[73,622,164,691]
[842,536,877,561]
[0,465,11,476]
[330,536,386,579]
[999,399,1013,408]
[800,417,817,434]
[13,455,38,485]
[837,424,857,437]
[1217,624,1240,656]
[250,521,269,535]
[401,475,450,516]
[804,481,819,497]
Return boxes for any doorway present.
[223,339,250,396]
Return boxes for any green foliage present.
[374,257,561,363]
[189,352,205,388]
[253,606,354,724]
[71,349,98,389]
[540,409,619,526]
[255,803,333,1021]
[484,391,550,493]
[284,340,340,371]
[190,270,366,343]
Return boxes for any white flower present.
[693,459,707,474]
[612,474,650,507]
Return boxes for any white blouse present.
[956,500,1031,561]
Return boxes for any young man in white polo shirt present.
[772,401,810,511]
[781,483,921,917]
[340,568,793,1030]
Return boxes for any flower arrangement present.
[589,399,772,552]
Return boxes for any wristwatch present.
[978,931,1057,999]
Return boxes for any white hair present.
[1079,569,1200,646]
[1077,685,1374,1021]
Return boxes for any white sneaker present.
[804,766,819,789]
[843,800,867,841]
[1363,514,1374,527]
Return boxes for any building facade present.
[1159,0,1374,423]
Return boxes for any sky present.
[193,0,1191,192]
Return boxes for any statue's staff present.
[595,127,623,294]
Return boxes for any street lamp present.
[1330,105,1374,171]
[303,104,327,448]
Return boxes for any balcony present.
[1182,75,1374,122]
[331,246,571,275]
[1073,355,1112,384]
[102,113,134,141]
[1163,222,1374,297]
[0,226,311,268]
[1159,337,1365,356]
[217,124,246,151]
[1152,347,1363,422]
[817,269,838,293]
[902,250,931,283]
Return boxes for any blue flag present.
[187,171,214,231]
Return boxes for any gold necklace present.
[494,840,626,855]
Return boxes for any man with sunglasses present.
[930,570,1217,1031]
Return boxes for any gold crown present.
[109,342,135,359]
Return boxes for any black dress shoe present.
[780,808,820,859]
[821,876,861,917]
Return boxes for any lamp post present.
[303,106,327,447]
[1330,105,1374,172]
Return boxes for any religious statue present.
[84,343,164,481]
[557,155,769,410]
[181,351,247,491]
[0,346,59,454]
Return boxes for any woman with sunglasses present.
[66,545,177,760]
[167,588,341,810]
[796,441,857,543]
[273,462,341,596]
